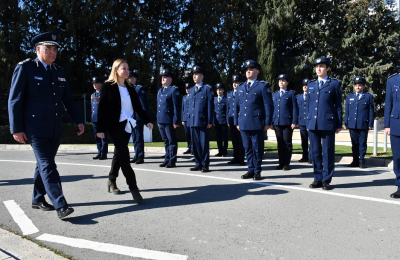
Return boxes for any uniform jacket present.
[306,77,342,131]
[296,93,308,126]
[8,58,83,137]
[97,81,150,132]
[234,79,273,130]
[156,85,181,125]
[344,92,374,129]
[214,96,227,125]
[272,89,298,125]
[181,95,190,122]
[384,73,400,136]
[226,91,236,125]
[187,84,214,127]
[133,84,149,121]
[91,91,100,123]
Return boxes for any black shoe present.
[183,149,192,154]
[190,166,202,171]
[93,155,100,160]
[159,162,168,167]
[275,165,284,170]
[32,201,55,211]
[166,162,176,168]
[130,158,138,163]
[309,181,323,188]
[308,159,312,164]
[221,154,227,157]
[241,172,254,179]
[297,158,308,163]
[359,162,366,168]
[135,158,144,164]
[228,159,239,164]
[322,181,331,190]
[130,189,143,204]
[161,155,165,158]
[57,206,74,219]
[347,161,359,167]
[390,191,400,199]
[215,153,222,157]
[239,161,246,166]
[283,165,290,171]
[99,156,107,160]
[201,166,210,172]
[253,173,261,180]
[190,151,194,155]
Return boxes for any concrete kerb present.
[0,144,393,169]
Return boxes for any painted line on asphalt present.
[1,159,400,206]
[3,200,39,235]
[36,233,188,260]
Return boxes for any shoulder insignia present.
[331,77,341,82]
[53,63,64,71]
[172,85,178,88]
[273,90,279,93]
[259,80,267,83]
[205,84,212,89]
[18,58,31,65]
[389,73,399,79]
[309,79,317,83]
[289,90,295,92]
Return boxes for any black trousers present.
[108,120,138,190]
[229,124,244,162]
[274,125,293,166]
[215,123,228,155]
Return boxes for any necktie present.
[304,93,306,101]
[218,97,221,102]
[357,93,360,100]
[247,82,251,92]
[319,80,323,89]
[46,65,52,78]
[195,86,198,92]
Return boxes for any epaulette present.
[172,85,178,89]
[53,63,64,71]
[296,93,302,96]
[18,58,31,65]
[204,84,212,89]
[289,89,295,92]
[259,80,268,84]
[388,73,399,79]
[309,79,317,83]
[136,84,143,88]
[331,77,341,82]
[273,90,279,93]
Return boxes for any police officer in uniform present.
[384,63,400,198]
[187,65,214,172]
[307,57,342,190]
[182,83,193,155]
[234,60,273,180]
[214,83,228,157]
[91,76,108,160]
[128,71,149,164]
[344,76,374,168]
[297,78,312,163]
[271,74,298,170]
[157,69,181,168]
[8,32,84,219]
[227,75,245,165]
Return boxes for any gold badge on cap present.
[356,77,360,80]
[246,61,250,65]
[52,34,56,41]
[316,58,321,63]
[162,69,166,74]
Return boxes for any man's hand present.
[77,123,85,136]
[182,121,185,126]
[263,125,270,131]
[369,127,373,130]
[173,124,179,129]
[291,124,296,130]
[269,125,274,131]
[147,123,154,130]
[236,125,240,131]
[344,125,347,130]
[94,97,99,103]
[13,132,27,144]
[97,132,105,139]
[335,128,342,134]
[385,127,390,135]
[207,124,212,129]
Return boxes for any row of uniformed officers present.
[7,32,400,220]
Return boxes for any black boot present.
[130,189,143,204]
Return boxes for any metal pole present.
[83,93,86,123]
[384,132,387,152]
[373,120,378,156]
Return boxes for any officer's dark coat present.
[272,89,298,126]
[181,94,190,122]
[234,80,273,130]
[91,91,100,123]
[8,58,83,137]
[187,84,214,127]
[214,96,227,125]
[344,92,374,129]
[133,84,149,121]
[156,85,181,125]
[97,81,151,132]
[384,73,400,136]
[296,93,308,126]
[306,78,342,131]
[226,91,236,125]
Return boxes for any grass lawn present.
[144,142,393,159]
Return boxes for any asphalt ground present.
[0,149,399,259]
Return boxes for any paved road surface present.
[0,149,398,259]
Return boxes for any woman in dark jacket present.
[97,59,153,204]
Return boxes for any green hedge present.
[0,122,224,144]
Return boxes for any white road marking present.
[3,200,39,235]
[1,159,399,206]
[36,233,188,260]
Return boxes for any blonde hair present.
[106,59,128,85]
